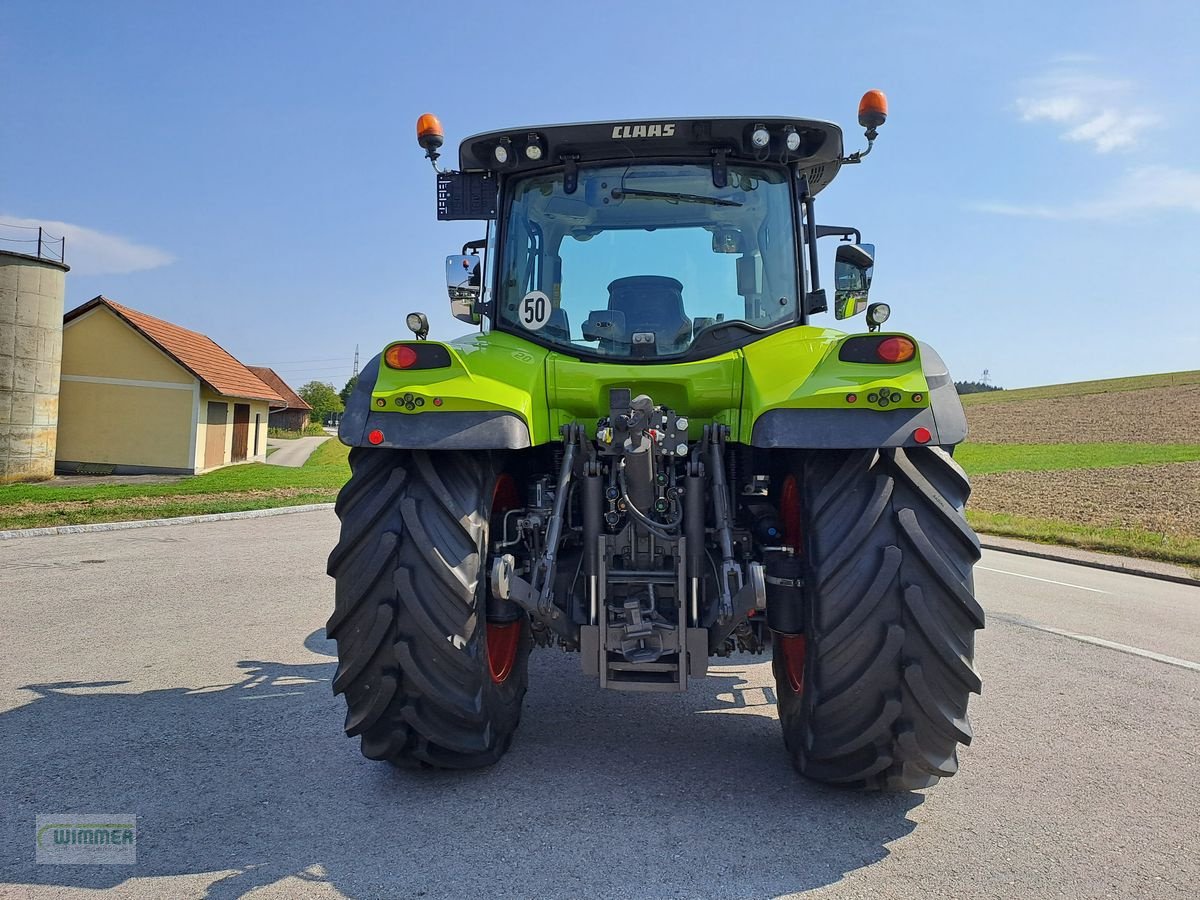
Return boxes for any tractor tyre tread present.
[326,447,529,769]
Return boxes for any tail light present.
[383,342,452,370]
[838,335,917,364]
[876,337,916,363]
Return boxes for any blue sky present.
[2,1,1198,390]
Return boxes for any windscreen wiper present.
[611,188,742,207]
[691,318,774,344]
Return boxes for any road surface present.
[264,436,329,467]
[0,508,1196,899]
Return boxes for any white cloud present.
[1049,52,1101,66]
[0,215,174,275]
[1015,66,1160,153]
[976,165,1200,220]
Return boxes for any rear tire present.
[326,447,530,768]
[773,446,984,791]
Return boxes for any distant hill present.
[960,370,1200,405]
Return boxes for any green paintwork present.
[548,352,743,440]
[738,327,931,444]
[372,332,553,443]
[371,327,931,447]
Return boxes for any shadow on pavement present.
[2,629,921,898]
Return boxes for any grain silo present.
[0,244,69,483]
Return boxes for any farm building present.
[247,366,312,431]
[56,296,283,475]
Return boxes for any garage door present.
[205,402,228,469]
[231,404,250,462]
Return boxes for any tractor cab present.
[424,102,889,362]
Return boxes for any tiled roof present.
[64,296,284,404]
[247,366,312,411]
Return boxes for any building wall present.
[56,305,199,474]
[193,386,271,472]
[0,251,68,483]
[57,380,196,472]
[61,306,193,384]
[268,407,310,432]
[55,305,272,475]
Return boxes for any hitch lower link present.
[490,424,584,642]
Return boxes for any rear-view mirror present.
[446,254,481,324]
[834,242,875,320]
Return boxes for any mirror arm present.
[814,225,862,243]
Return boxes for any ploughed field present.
[958,370,1200,570]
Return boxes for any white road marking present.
[977,565,1108,594]
[239,691,305,700]
[994,614,1200,673]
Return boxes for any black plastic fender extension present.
[338,354,532,450]
[750,342,968,450]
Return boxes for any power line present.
[263,356,348,365]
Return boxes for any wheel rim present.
[778,634,807,694]
[486,474,522,685]
[779,474,803,555]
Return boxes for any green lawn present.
[961,369,1199,405]
[0,440,351,531]
[967,509,1200,573]
[955,442,1200,475]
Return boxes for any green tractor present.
[327,92,984,791]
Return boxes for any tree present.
[299,381,344,423]
[339,374,358,407]
[955,380,1003,395]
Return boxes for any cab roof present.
[458,117,846,194]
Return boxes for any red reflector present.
[913,427,932,444]
[368,429,384,445]
[385,345,418,369]
[912,393,924,403]
[432,397,443,407]
[876,337,915,363]
[846,393,857,404]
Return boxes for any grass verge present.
[956,442,1200,475]
[0,441,351,531]
[967,509,1200,572]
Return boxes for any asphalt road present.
[1,509,1197,899]
[264,436,330,467]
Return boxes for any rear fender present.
[747,333,968,449]
[339,338,545,449]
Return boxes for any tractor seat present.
[607,276,691,352]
